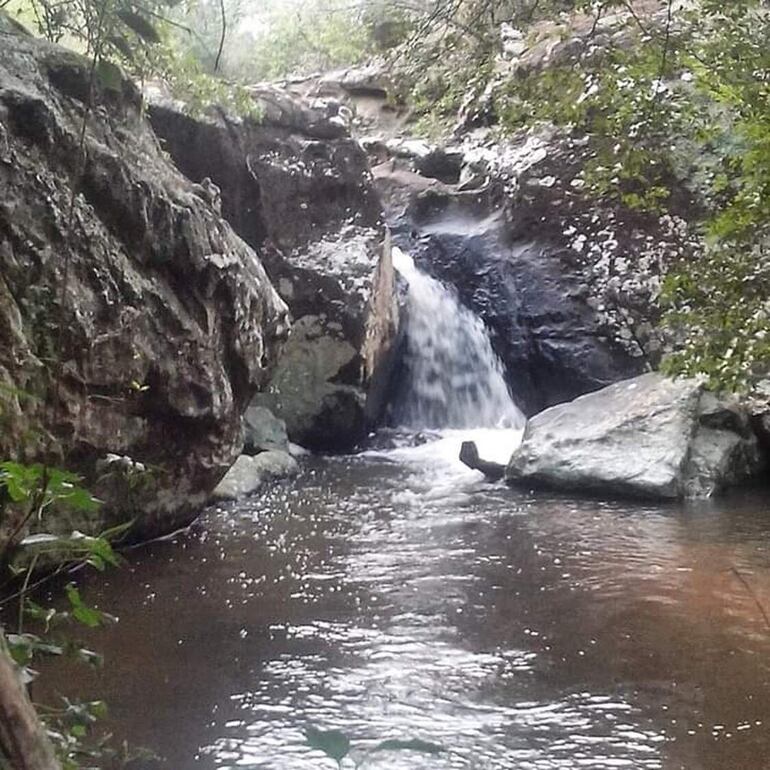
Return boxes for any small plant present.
[0,460,134,768]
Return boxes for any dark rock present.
[415,146,464,184]
[375,162,643,415]
[506,374,763,500]
[459,441,505,480]
[752,412,770,455]
[364,428,441,450]
[0,28,288,539]
[149,94,401,451]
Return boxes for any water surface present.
[40,444,770,770]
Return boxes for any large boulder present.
[242,405,290,454]
[0,25,289,538]
[506,374,763,500]
[149,90,401,450]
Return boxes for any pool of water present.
[37,437,770,769]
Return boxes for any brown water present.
[39,446,770,770]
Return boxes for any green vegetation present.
[0,461,135,768]
[305,725,444,768]
[387,0,770,393]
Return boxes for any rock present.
[358,41,697,416]
[243,406,289,454]
[211,451,299,501]
[459,441,505,480]
[0,27,289,539]
[416,146,464,184]
[752,411,770,455]
[149,95,402,451]
[375,163,644,415]
[506,373,763,500]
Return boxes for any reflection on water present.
[38,441,770,770]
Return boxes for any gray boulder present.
[211,451,299,502]
[0,25,288,540]
[506,374,763,499]
[243,405,289,454]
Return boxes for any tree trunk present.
[0,630,60,770]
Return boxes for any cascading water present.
[377,247,525,473]
[390,247,524,432]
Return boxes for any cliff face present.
[286,14,695,417]
[0,24,289,538]
[149,88,402,450]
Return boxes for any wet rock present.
[0,28,289,538]
[459,441,505,480]
[243,406,289,454]
[149,94,401,451]
[211,451,299,501]
[376,160,643,415]
[506,374,763,500]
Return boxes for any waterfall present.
[391,247,525,431]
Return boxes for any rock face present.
[0,25,289,538]
[149,89,401,450]
[366,109,705,416]
[306,45,696,416]
[506,374,763,500]
[376,158,646,415]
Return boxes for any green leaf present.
[116,9,161,43]
[7,633,64,659]
[59,485,101,513]
[65,584,104,628]
[23,600,58,631]
[87,700,108,720]
[374,737,445,755]
[305,727,350,763]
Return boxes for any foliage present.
[216,0,404,82]
[7,584,118,769]
[390,0,770,392]
[0,461,133,769]
[3,0,262,118]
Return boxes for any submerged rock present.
[149,94,401,450]
[0,26,288,538]
[211,451,299,501]
[506,374,763,500]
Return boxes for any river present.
[40,447,770,769]
[37,249,770,769]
